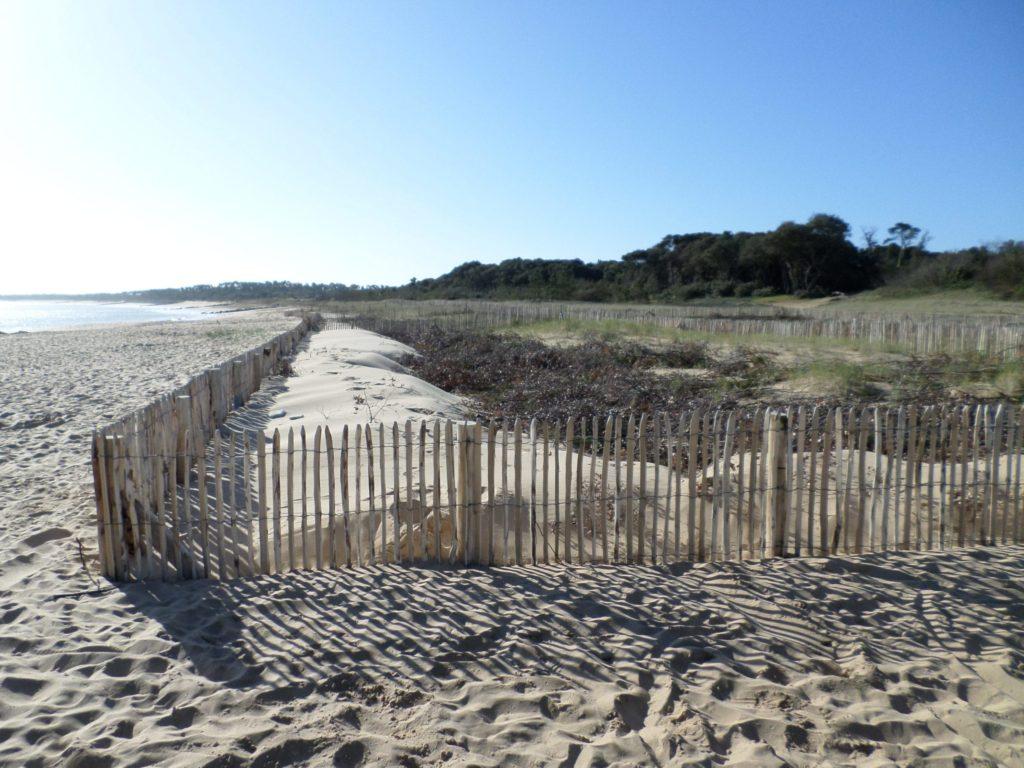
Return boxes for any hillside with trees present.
[6,214,1020,304]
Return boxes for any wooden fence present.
[323,299,1024,359]
[93,402,1023,581]
[90,313,320,579]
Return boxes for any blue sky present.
[1,0,1021,293]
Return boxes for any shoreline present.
[0,298,264,335]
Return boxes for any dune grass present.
[762,287,1024,317]
[502,317,910,356]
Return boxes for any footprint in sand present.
[332,740,367,767]
[22,527,71,547]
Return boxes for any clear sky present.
[1,0,1021,294]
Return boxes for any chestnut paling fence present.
[89,313,320,578]
[93,402,1023,582]
[323,299,1024,359]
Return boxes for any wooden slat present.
[708,411,721,561]
[341,425,351,567]
[700,410,713,561]
[637,413,647,564]
[256,431,269,575]
[673,412,684,562]
[133,431,154,579]
[92,433,115,579]
[818,409,833,556]
[783,407,795,557]
[118,436,139,579]
[612,413,622,562]
[602,414,613,563]
[767,411,788,558]
[650,414,660,564]
[853,408,867,554]
[514,417,524,565]
[960,406,972,547]
[914,407,929,549]
[197,437,210,579]
[103,436,122,580]
[805,407,819,557]
[939,411,950,549]
[530,418,539,564]
[990,404,1004,544]
[552,419,560,562]
[998,408,1013,543]
[418,421,427,563]
[975,405,988,545]
[541,421,550,564]
[501,419,511,564]
[1011,405,1019,544]
[392,422,401,564]
[891,407,906,550]
[564,417,574,564]
[881,408,894,551]
[926,409,937,549]
[457,424,469,564]
[379,423,389,563]
[842,408,857,553]
[722,411,736,561]
[444,420,456,563]
[313,426,323,569]
[793,406,806,557]
[405,420,414,561]
[242,432,256,577]
[365,424,377,564]
[869,408,883,553]
[833,408,846,554]
[432,420,442,563]
[272,429,282,573]
[687,410,699,561]
[169,430,181,578]
[287,428,295,571]
[625,414,635,563]
[591,415,600,563]
[326,426,336,568]
[214,431,226,578]
[154,436,167,581]
[902,405,918,550]
[488,422,497,565]
[354,425,363,566]
[574,417,584,563]
[301,426,309,569]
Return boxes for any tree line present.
[401,216,1022,301]
[13,215,1018,303]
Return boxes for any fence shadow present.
[222,332,314,438]
[116,546,1024,708]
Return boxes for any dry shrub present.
[383,324,717,423]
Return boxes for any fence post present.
[765,411,788,558]
[456,424,476,564]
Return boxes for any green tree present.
[885,222,923,267]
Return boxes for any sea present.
[0,299,214,334]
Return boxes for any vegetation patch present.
[372,320,1018,424]
[376,322,779,423]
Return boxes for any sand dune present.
[1,317,1023,767]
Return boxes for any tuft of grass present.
[788,361,884,400]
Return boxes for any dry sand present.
[1,317,1023,767]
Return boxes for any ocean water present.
[0,300,214,333]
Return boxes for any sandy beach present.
[1,316,1023,767]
